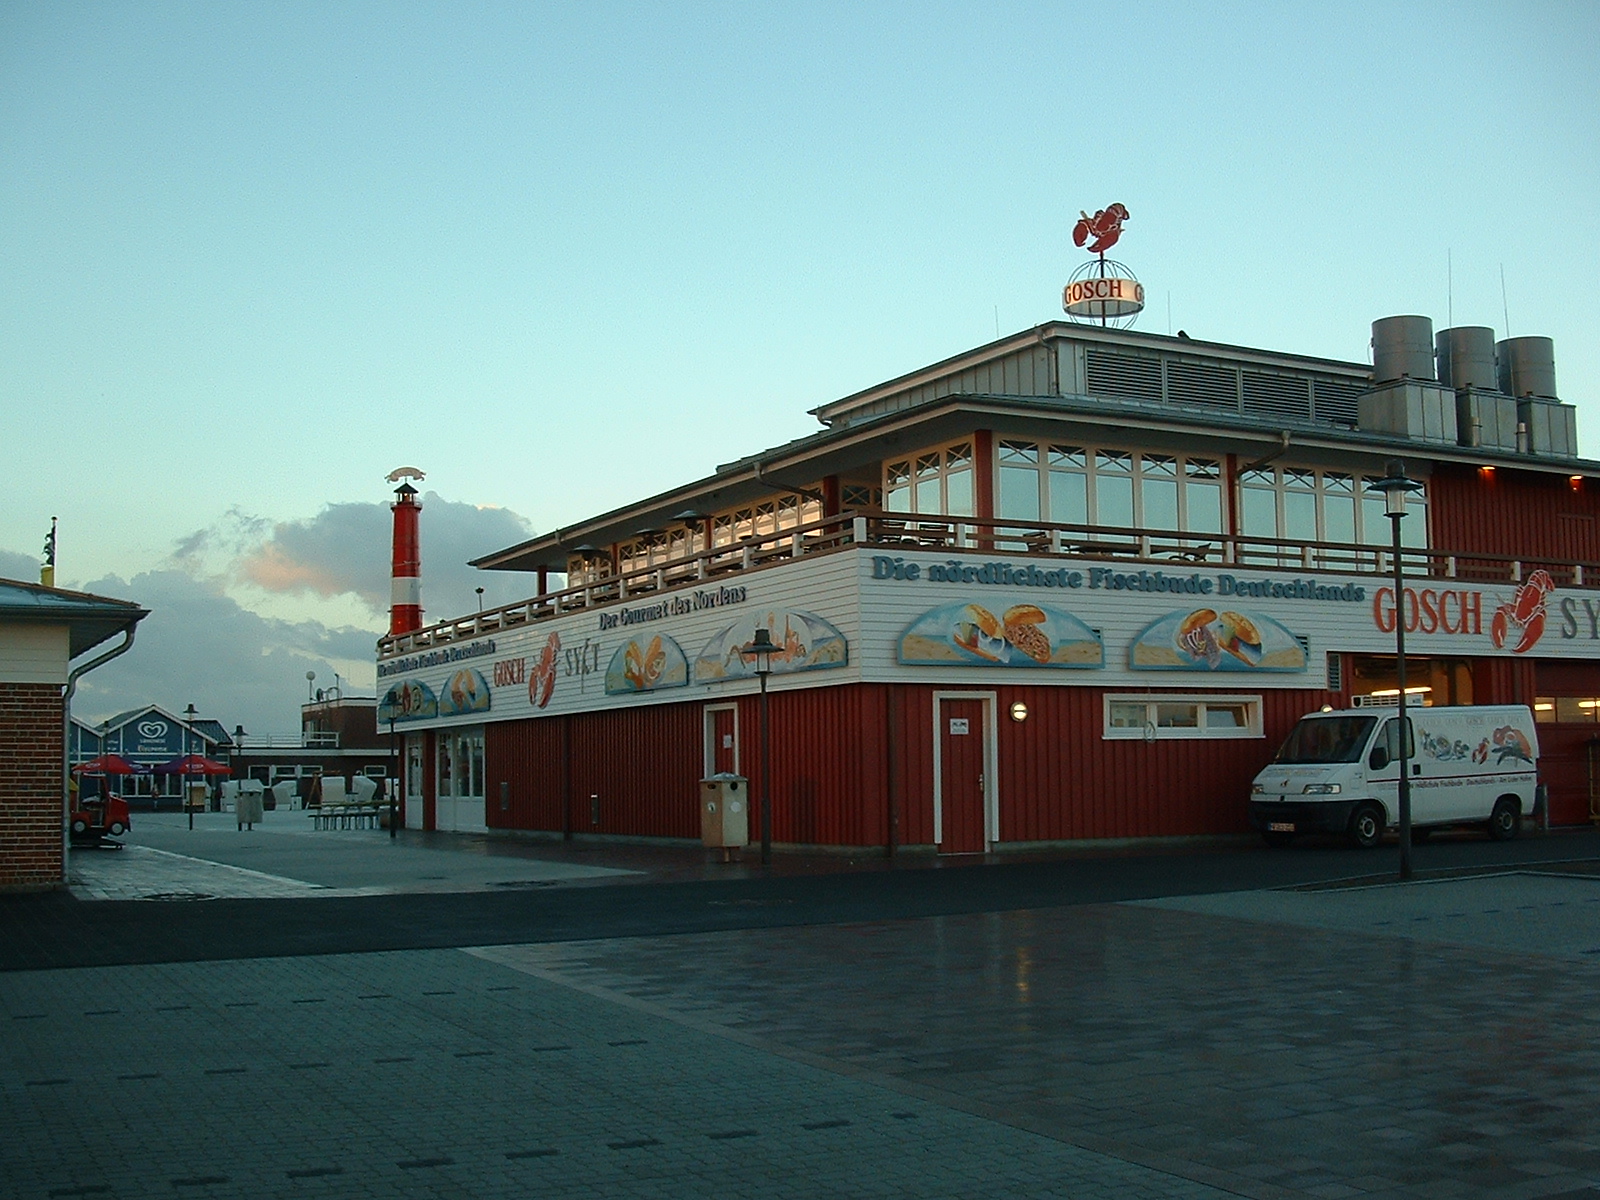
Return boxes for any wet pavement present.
[5,817,1600,1198]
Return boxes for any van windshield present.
[1273,716,1377,764]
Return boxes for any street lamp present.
[741,626,778,865]
[1367,459,1425,881]
[231,724,247,817]
[388,713,399,840]
[184,703,198,831]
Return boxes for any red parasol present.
[72,753,145,775]
[153,754,233,775]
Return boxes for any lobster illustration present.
[1489,569,1554,654]
[1491,725,1534,765]
[529,632,560,709]
[1072,203,1130,255]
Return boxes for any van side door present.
[1366,717,1410,826]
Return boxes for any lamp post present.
[1368,459,1424,881]
[232,725,246,810]
[184,703,198,831]
[741,627,778,865]
[388,714,399,840]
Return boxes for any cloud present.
[234,492,537,619]
[70,568,380,738]
[5,489,539,738]
[0,547,42,582]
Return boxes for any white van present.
[1250,705,1538,848]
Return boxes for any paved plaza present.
[4,817,1600,1199]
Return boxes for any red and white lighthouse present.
[386,467,425,636]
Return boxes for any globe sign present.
[1062,258,1145,328]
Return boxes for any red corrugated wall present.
[990,686,1330,839]
[485,682,1340,848]
[1430,465,1600,564]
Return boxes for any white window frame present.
[1102,694,1264,740]
[993,440,1225,536]
[884,440,975,517]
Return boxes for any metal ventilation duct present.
[1434,326,1497,392]
[1372,315,1435,383]
[1496,336,1558,400]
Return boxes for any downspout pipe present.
[60,627,138,883]
[1242,430,1292,474]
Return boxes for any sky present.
[3,1,1597,736]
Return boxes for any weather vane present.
[1063,201,1144,328]
[1072,203,1130,256]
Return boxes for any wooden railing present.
[377,509,1597,658]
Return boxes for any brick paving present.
[6,822,1600,1198]
[477,873,1600,1200]
[3,949,1234,1200]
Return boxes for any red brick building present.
[1,578,146,890]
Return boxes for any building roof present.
[470,320,1597,575]
[90,704,222,747]
[0,577,148,658]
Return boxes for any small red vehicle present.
[70,753,142,844]
[71,791,132,842]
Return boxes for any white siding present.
[0,624,70,685]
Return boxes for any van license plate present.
[1268,822,1295,833]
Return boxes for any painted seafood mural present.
[692,610,848,682]
[898,601,1102,668]
[378,679,438,723]
[440,668,492,716]
[604,633,689,694]
[1130,607,1306,672]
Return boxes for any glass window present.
[1206,704,1247,729]
[999,466,1040,521]
[1141,455,1179,532]
[885,461,911,512]
[1283,489,1317,542]
[1097,471,1134,528]
[1155,703,1199,728]
[1555,697,1599,723]
[1104,696,1262,739]
[883,442,975,517]
[1184,458,1223,534]
[1108,702,1146,728]
[1049,469,1087,526]
[1048,445,1086,470]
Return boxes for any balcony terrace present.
[378,512,1600,659]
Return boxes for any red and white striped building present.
[377,316,1600,850]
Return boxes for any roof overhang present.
[0,578,149,658]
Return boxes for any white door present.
[404,736,425,830]
[435,727,487,833]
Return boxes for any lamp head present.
[1367,458,1423,517]
[745,626,777,676]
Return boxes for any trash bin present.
[701,774,749,850]
[236,781,265,829]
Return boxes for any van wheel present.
[1349,804,1385,849]
[1262,831,1294,848]
[1487,798,1520,842]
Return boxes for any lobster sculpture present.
[1490,570,1554,654]
[1072,203,1130,255]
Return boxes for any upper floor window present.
[1238,466,1426,556]
[885,442,974,517]
[997,441,1223,535]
